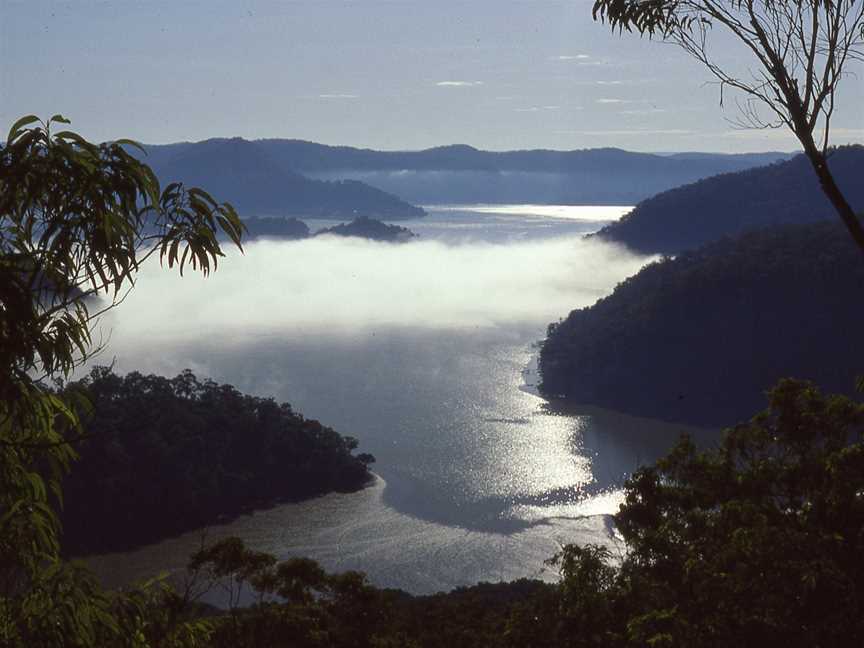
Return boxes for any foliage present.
[62,367,373,555]
[175,536,554,648]
[0,115,242,645]
[546,379,864,646]
[182,537,398,648]
[541,221,864,425]
[591,0,864,253]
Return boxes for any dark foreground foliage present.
[137,379,863,648]
[540,222,864,426]
[61,368,374,555]
[547,379,864,647]
[171,536,555,648]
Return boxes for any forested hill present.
[138,138,425,220]
[539,222,864,427]
[61,368,375,556]
[594,145,864,254]
[141,138,790,205]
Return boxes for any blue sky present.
[2,0,862,152]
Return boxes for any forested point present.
[594,145,863,254]
[61,368,374,556]
[540,222,864,426]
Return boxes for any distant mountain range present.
[596,145,864,253]
[138,138,425,220]
[138,138,794,211]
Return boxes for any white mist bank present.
[432,204,633,221]
[97,235,649,347]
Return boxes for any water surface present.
[87,205,712,595]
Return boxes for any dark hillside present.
[595,146,863,254]
[540,222,864,426]
[62,368,374,555]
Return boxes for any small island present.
[231,216,418,243]
[314,216,417,242]
[240,216,310,240]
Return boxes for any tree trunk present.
[799,140,864,256]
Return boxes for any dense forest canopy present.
[62,368,374,555]
[595,146,864,254]
[541,222,864,426]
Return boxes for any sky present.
[2,0,862,153]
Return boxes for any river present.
[86,205,712,595]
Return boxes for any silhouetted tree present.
[549,379,864,646]
[0,114,243,646]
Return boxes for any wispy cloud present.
[719,127,862,145]
[318,93,358,99]
[618,108,668,115]
[435,81,484,87]
[596,98,655,105]
[596,79,655,86]
[514,105,561,113]
[556,129,693,136]
[552,54,591,61]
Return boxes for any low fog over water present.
[88,206,707,595]
[100,205,636,342]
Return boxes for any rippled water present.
[86,205,713,595]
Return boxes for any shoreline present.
[518,345,543,398]
[69,469,378,560]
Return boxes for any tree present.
[185,537,391,648]
[550,379,864,646]
[0,115,244,646]
[592,0,864,253]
